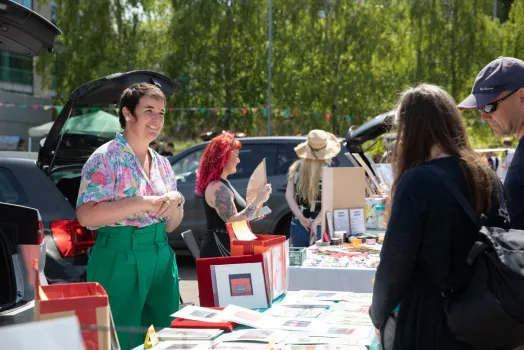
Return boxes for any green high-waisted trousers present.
[87,222,180,350]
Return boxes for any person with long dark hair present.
[370,84,509,349]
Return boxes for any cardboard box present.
[321,167,366,237]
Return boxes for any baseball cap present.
[458,56,524,109]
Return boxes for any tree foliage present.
[36,0,522,148]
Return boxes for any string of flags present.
[0,102,486,127]
[0,102,360,124]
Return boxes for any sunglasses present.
[478,89,518,114]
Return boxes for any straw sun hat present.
[294,129,341,161]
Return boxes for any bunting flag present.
[0,102,482,127]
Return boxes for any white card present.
[349,208,366,235]
[171,305,224,323]
[220,304,269,328]
[259,317,323,332]
[311,325,375,344]
[156,328,224,340]
[297,290,347,301]
[264,305,325,319]
[157,341,212,349]
[333,209,350,233]
[221,328,284,343]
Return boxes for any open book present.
[245,158,272,221]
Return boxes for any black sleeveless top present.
[203,179,247,230]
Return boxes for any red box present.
[226,221,286,256]
[35,282,110,350]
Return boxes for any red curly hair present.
[195,132,242,196]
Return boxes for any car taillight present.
[37,220,44,245]
[50,219,96,257]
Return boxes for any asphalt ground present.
[177,255,200,306]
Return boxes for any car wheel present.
[274,213,291,240]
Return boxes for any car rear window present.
[229,144,278,180]
[0,167,28,204]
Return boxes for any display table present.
[288,242,381,293]
[131,291,377,350]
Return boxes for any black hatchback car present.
[167,136,355,252]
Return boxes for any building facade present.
[0,0,56,151]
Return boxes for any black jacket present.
[370,157,508,349]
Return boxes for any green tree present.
[36,0,170,103]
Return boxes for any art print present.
[171,306,223,323]
[156,328,223,340]
[229,273,254,297]
[282,319,312,328]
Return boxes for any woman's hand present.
[298,215,312,231]
[255,184,272,206]
[375,328,381,345]
[310,215,322,241]
[147,191,183,217]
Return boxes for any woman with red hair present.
[196,132,272,257]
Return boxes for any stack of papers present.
[155,291,376,349]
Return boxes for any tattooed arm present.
[206,182,262,222]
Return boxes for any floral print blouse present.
[76,134,177,229]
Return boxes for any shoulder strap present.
[219,178,232,189]
[426,165,483,228]
[426,165,488,296]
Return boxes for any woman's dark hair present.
[118,83,165,128]
[392,83,496,213]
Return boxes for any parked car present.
[0,0,61,325]
[199,130,247,142]
[345,111,394,155]
[1,71,177,287]
[345,110,395,168]
[167,136,355,253]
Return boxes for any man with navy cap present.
[458,56,524,229]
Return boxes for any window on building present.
[51,3,57,25]
[13,0,32,10]
[0,1,34,88]
[0,53,33,86]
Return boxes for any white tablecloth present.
[288,265,376,292]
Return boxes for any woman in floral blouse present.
[76,83,184,349]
